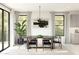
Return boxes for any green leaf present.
[21,24,26,30]
[15,19,27,37]
[15,23,21,27]
[22,20,26,25]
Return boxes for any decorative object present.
[15,20,26,44]
[33,19,48,28]
[33,6,48,28]
[37,35,43,38]
[37,35,43,47]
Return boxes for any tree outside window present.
[55,15,64,36]
[18,15,27,36]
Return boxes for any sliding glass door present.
[0,8,10,52]
[4,11,9,49]
[0,9,2,51]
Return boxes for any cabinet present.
[70,15,79,27]
[71,33,79,44]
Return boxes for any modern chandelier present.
[33,6,48,28]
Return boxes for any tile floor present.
[0,44,79,55]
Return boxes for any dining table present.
[27,36,54,49]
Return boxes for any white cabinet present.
[71,33,79,44]
[70,15,79,27]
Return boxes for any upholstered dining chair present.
[27,36,37,49]
[53,36,62,48]
[42,37,53,50]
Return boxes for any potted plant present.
[15,20,26,45]
[37,35,43,38]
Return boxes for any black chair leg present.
[43,45,44,51]
[59,43,62,48]
[36,44,37,51]
[53,44,55,49]
[60,43,62,48]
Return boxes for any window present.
[0,8,10,52]
[55,15,64,36]
[4,11,10,48]
[0,9,2,51]
[18,15,27,36]
[18,15,27,24]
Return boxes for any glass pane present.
[18,16,27,36]
[55,20,63,25]
[55,26,64,36]
[55,16,64,20]
[0,10,2,51]
[18,16,27,24]
[4,11,9,48]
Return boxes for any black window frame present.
[0,8,10,52]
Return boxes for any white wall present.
[31,11,53,36]
[0,3,11,12]
[10,10,16,46]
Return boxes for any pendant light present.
[38,6,41,21]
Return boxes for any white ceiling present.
[3,3,79,12]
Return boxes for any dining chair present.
[53,36,62,48]
[42,37,53,50]
[27,36,37,49]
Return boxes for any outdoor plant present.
[15,20,26,38]
[15,19,26,44]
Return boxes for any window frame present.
[0,8,10,52]
[55,15,64,36]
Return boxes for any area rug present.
[0,47,73,55]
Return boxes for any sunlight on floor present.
[1,44,77,55]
